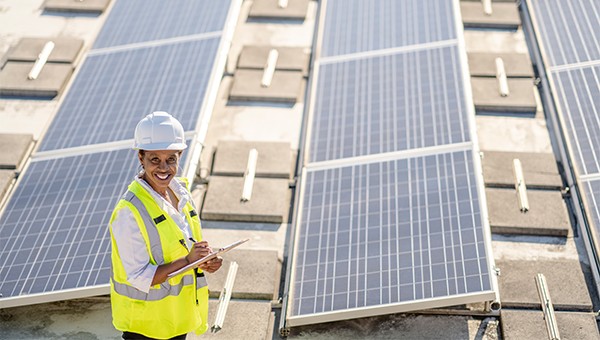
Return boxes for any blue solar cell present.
[0,148,189,301]
[309,45,469,163]
[93,0,231,49]
[39,38,220,152]
[583,180,600,235]
[529,0,600,67]
[552,66,600,175]
[321,0,457,57]
[291,150,492,318]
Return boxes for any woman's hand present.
[198,256,223,273]
[186,241,211,263]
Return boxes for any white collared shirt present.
[111,175,195,293]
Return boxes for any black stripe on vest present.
[189,210,197,218]
[153,214,166,224]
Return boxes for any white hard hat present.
[133,111,187,150]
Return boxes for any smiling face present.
[138,150,182,195]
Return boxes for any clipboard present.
[167,238,249,278]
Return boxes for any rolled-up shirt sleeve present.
[111,207,157,293]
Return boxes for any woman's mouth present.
[155,173,170,181]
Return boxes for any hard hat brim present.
[133,142,188,151]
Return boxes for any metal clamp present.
[28,41,55,80]
[513,159,529,213]
[496,57,509,97]
[535,273,561,340]
[241,149,258,202]
[211,261,239,333]
[261,49,279,88]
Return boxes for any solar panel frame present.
[38,37,221,152]
[528,0,600,68]
[320,0,457,58]
[92,0,231,50]
[307,45,470,164]
[287,149,495,326]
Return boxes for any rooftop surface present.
[0,0,599,339]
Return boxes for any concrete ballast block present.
[0,62,73,98]
[501,310,600,340]
[497,258,593,311]
[204,300,272,339]
[44,0,111,13]
[201,176,290,223]
[229,69,304,103]
[6,37,84,64]
[248,0,310,20]
[0,134,34,170]
[468,52,534,78]
[486,188,570,236]
[461,2,521,29]
[471,77,536,113]
[482,150,562,189]
[212,140,294,179]
[0,170,16,200]
[237,46,311,75]
[206,249,280,300]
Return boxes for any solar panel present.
[0,148,189,306]
[529,0,600,67]
[288,149,494,325]
[320,0,457,58]
[0,149,132,303]
[38,37,220,152]
[93,0,231,49]
[551,66,600,176]
[309,45,469,163]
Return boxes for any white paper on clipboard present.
[167,238,249,278]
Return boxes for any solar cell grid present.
[321,0,457,57]
[530,0,600,67]
[39,38,220,152]
[291,150,491,318]
[0,148,190,301]
[551,66,600,175]
[93,0,231,49]
[0,149,135,299]
[309,45,469,163]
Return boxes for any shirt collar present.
[135,174,192,212]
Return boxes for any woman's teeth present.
[156,173,169,180]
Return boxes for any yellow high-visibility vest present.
[109,179,209,339]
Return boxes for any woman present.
[109,111,222,339]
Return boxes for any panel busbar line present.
[309,45,470,163]
[320,0,457,58]
[93,0,231,50]
[529,0,600,68]
[288,150,494,325]
[38,38,220,152]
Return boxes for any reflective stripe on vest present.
[123,191,165,265]
[112,273,195,301]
